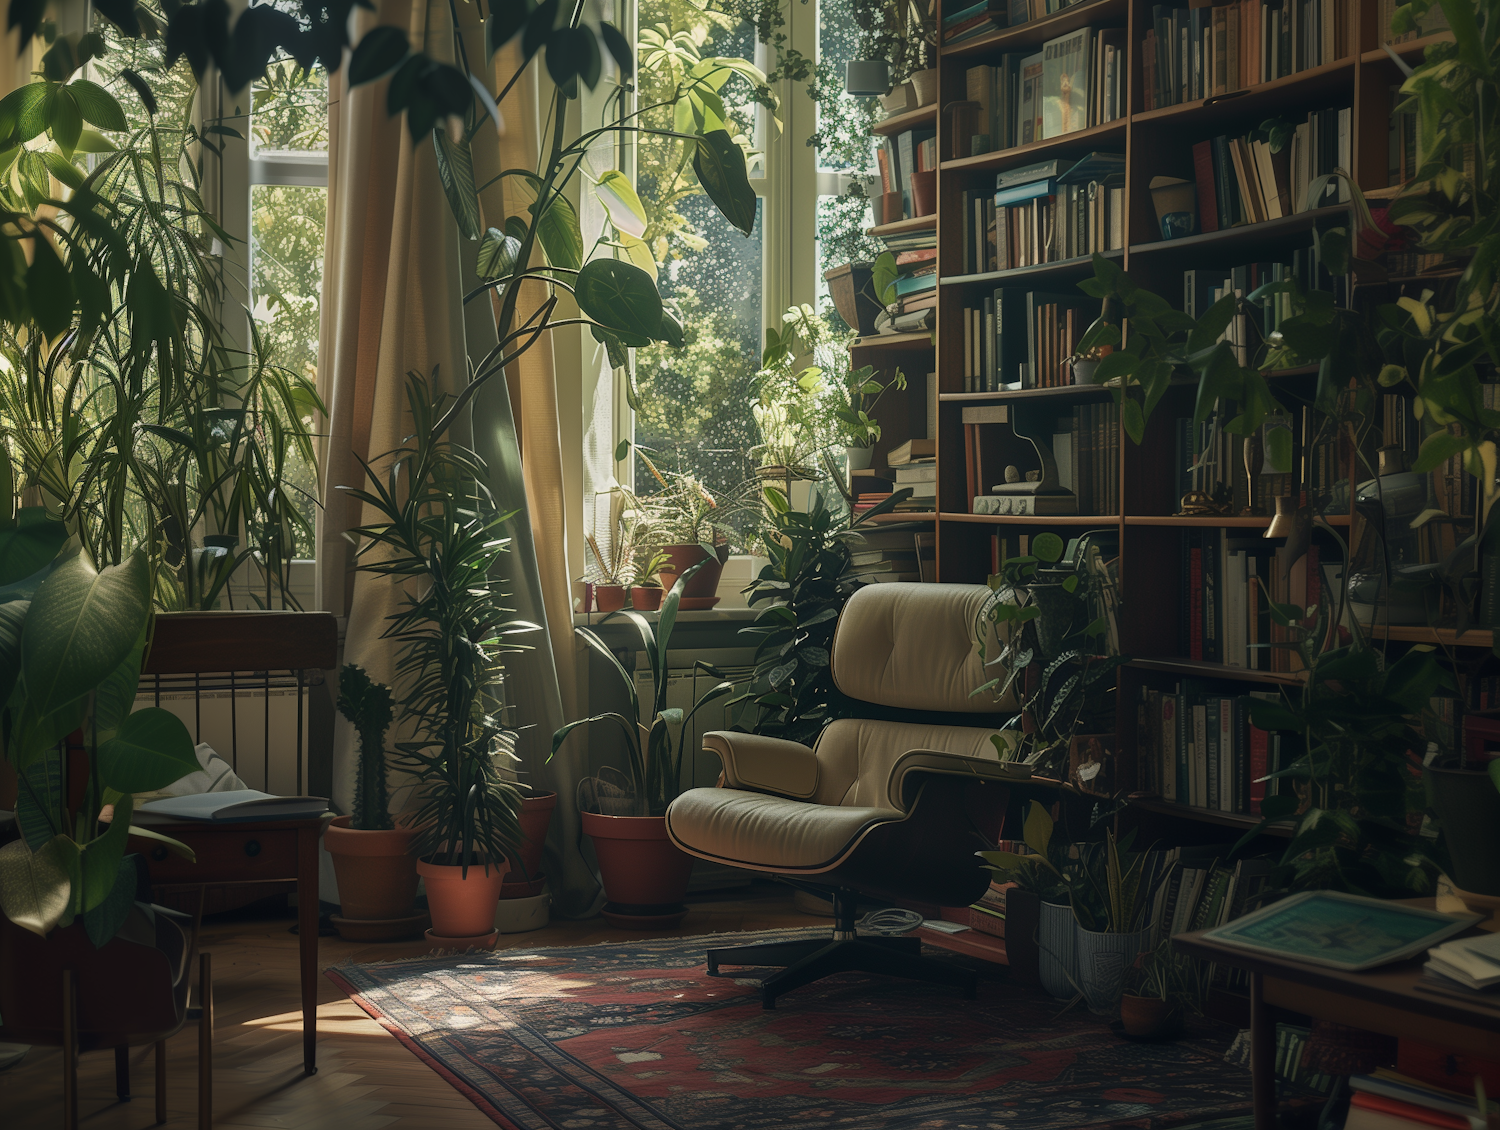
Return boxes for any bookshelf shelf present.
[864,511,937,524]
[939,384,1115,402]
[1367,625,1495,647]
[940,0,1127,59]
[941,119,1127,175]
[867,215,936,238]
[940,247,1123,288]
[1127,796,1295,837]
[1130,57,1356,129]
[1361,31,1455,64]
[1129,656,1307,686]
[851,331,934,350]
[912,924,1011,963]
[940,512,1116,525]
[873,104,937,137]
[1122,514,1351,527]
[1129,207,1351,263]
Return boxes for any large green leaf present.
[535,191,583,270]
[692,130,756,237]
[79,792,133,912]
[0,507,67,586]
[21,548,150,718]
[476,226,522,279]
[433,128,482,241]
[595,170,647,238]
[0,835,72,937]
[575,258,663,340]
[14,747,60,850]
[64,79,127,131]
[348,25,410,85]
[6,694,83,771]
[0,598,26,705]
[96,707,198,794]
[83,852,139,948]
[94,624,147,736]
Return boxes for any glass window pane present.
[251,183,325,550]
[252,60,329,152]
[816,0,880,174]
[632,196,763,550]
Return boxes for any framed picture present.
[1201,890,1482,971]
[1068,733,1114,793]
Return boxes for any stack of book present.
[1424,931,1500,993]
[1142,0,1352,112]
[846,528,925,582]
[961,25,1126,156]
[1189,109,1350,237]
[943,0,1007,45]
[1346,1071,1491,1130]
[893,460,936,512]
[965,154,1125,276]
[876,128,937,223]
[871,200,938,336]
[1139,684,1281,812]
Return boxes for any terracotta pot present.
[630,585,663,611]
[912,170,936,217]
[503,792,556,892]
[416,856,509,938]
[658,544,724,600]
[1120,994,1183,1038]
[581,811,694,912]
[595,584,627,612]
[909,67,938,107]
[324,816,420,920]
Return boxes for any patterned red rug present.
[327,927,1254,1130]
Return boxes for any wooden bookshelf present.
[873,103,938,136]
[893,0,1443,837]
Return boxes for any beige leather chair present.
[666,582,1033,1008]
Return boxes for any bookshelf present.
[849,0,1469,842]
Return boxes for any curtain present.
[317,0,601,917]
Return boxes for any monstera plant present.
[0,518,199,944]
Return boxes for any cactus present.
[337,664,395,831]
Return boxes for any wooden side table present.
[1174,925,1500,1130]
[131,814,329,1075]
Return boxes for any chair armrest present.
[885,750,1033,811]
[702,732,819,800]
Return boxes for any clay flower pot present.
[324,816,420,920]
[581,811,693,926]
[594,583,627,613]
[630,585,663,611]
[500,792,557,899]
[658,544,724,605]
[1119,994,1183,1038]
[416,856,509,938]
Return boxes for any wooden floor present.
[3,881,810,1129]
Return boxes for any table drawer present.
[133,826,301,883]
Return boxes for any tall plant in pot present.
[324,665,426,940]
[631,449,742,608]
[344,374,539,947]
[552,563,734,926]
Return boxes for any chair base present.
[705,891,977,1009]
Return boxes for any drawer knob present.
[151,846,168,862]
[244,839,261,857]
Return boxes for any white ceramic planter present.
[494,891,551,934]
[1073,925,1152,1013]
[909,68,938,107]
[1037,900,1077,1000]
[846,445,874,471]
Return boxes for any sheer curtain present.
[316,0,601,917]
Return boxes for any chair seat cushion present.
[666,788,902,872]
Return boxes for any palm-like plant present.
[552,562,734,817]
[343,373,540,871]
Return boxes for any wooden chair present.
[0,887,212,1128]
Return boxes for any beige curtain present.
[317,1,599,915]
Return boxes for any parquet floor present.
[3,881,809,1129]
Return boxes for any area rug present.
[327,927,1254,1130]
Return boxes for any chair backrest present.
[829,583,1015,714]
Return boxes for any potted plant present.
[552,563,734,927]
[1425,759,1500,902]
[324,665,426,940]
[344,374,538,948]
[846,0,935,97]
[976,801,1073,989]
[632,449,741,608]
[971,531,1127,780]
[829,362,906,471]
[1120,938,1202,1039]
[630,547,671,612]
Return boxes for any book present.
[135,789,330,823]
[888,439,936,465]
[1017,52,1044,145]
[1344,1092,1473,1130]
[1041,27,1092,139]
[1423,931,1500,990]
